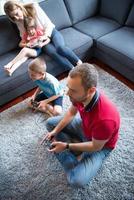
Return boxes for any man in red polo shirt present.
[41,63,120,187]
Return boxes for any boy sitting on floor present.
[28,58,63,116]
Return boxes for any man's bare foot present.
[76,154,83,161]
[77,60,82,66]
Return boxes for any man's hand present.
[40,130,56,145]
[48,141,67,153]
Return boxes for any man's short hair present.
[69,63,98,90]
[28,58,46,74]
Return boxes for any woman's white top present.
[16,3,55,38]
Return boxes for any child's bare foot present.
[4,63,13,76]
[4,68,13,76]
[4,62,13,70]
[45,109,54,117]
[40,106,54,116]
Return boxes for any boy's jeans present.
[46,114,112,187]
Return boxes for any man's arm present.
[50,138,108,153]
[41,105,78,143]
[49,120,114,153]
[68,138,108,152]
[66,120,114,152]
[53,105,77,134]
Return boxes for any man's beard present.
[69,94,88,104]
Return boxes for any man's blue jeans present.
[46,115,112,188]
[43,28,80,69]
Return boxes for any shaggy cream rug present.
[0,66,134,200]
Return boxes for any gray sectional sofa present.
[0,0,134,106]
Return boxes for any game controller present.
[45,139,55,150]
[31,99,39,109]
[49,144,55,150]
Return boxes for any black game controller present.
[45,139,55,150]
[31,99,39,109]
[49,144,55,150]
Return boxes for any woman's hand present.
[39,35,48,41]
[19,41,27,48]
[48,141,67,153]
[40,37,50,47]
[26,42,32,48]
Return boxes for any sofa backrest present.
[125,3,134,27]
[39,0,72,30]
[64,0,99,24]
[0,16,20,56]
[100,0,133,25]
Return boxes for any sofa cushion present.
[39,0,72,30]
[64,0,99,24]
[100,0,133,24]
[125,4,134,27]
[60,27,93,56]
[94,48,134,83]
[74,16,121,39]
[0,16,20,56]
[0,50,32,97]
[97,27,134,69]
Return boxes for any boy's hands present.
[31,99,39,109]
[38,100,47,110]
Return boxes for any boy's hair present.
[28,58,46,74]
[24,17,37,31]
[69,63,98,91]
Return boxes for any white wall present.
[0,1,6,15]
[0,0,43,16]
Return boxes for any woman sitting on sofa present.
[4,16,49,76]
[4,0,82,75]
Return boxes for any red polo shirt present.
[74,91,120,149]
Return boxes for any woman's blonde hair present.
[4,0,36,22]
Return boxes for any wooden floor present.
[0,59,134,113]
